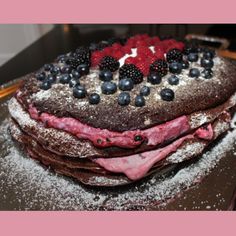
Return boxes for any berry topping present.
[60,66,72,74]
[89,93,100,105]
[69,79,79,88]
[59,74,71,84]
[168,75,179,85]
[149,59,168,77]
[189,68,200,78]
[169,62,182,74]
[40,81,52,90]
[200,58,214,69]
[44,63,53,71]
[99,70,113,81]
[99,56,120,72]
[187,53,199,62]
[201,69,213,79]
[72,47,91,66]
[119,64,144,84]
[77,64,89,75]
[50,66,60,75]
[160,88,175,101]
[36,72,46,81]
[181,60,189,69]
[140,86,150,96]
[147,73,162,85]
[166,49,183,63]
[203,49,215,59]
[135,95,145,107]
[71,69,81,79]
[101,81,117,95]
[118,92,131,106]
[46,74,56,84]
[118,78,134,91]
[73,85,87,99]
[134,135,143,142]
[56,55,68,63]
[183,45,199,55]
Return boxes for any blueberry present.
[101,82,117,95]
[160,88,175,101]
[201,69,213,79]
[118,78,134,91]
[50,66,60,75]
[187,53,199,62]
[168,75,179,85]
[40,81,52,90]
[36,72,46,81]
[135,95,145,107]
[147,73,162,85]
[77,64,89,75]
[118,92,130,106]
[46,74,56,83]
[73,85,86,98]
[140,86,150,96]
[60,65,72,74]
[189,68,200,78]
[59,74,71,84]
[169,62,182,74]
[71,69,81,79]
[89,93,100,105]
[203,50,215,59]
[69,78,79,88]
[200,58,214,69]
[99,70,113,81]
[181,60,189,69]
[44,63,53,71]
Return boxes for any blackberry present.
[66,47,91,69]
[119,64,144,84]
[149,60,168,77]
[183,41,200,55]
[99,56,120,72]
[166,49,183,63]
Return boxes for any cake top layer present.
[16,34,236,131]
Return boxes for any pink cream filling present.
[28,105,190,148]
[94,124,214,180]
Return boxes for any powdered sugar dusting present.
[1,98,236,210]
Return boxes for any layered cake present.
[8,34,236,190]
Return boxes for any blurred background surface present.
[1,24,236,85]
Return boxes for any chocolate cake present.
[8,34,236,193]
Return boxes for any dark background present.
[1,24,236,86]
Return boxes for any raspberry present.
[99,56,120,72]
[137,46,153,57]
[91,51,104,66]
[122,45,132,54]
[166,48,183,63]
[125,57,137,64]
[102,47,112,56]
[154,51,165,60]
[154,45,165,54]
[150,59,168,77]
[167,42,185,52]
[111,43,122,51]
[112,50,124,60]
[147,55,156,64]
[136,40,149,47]
[119,64,144,84]
[150,36,160,45]
[136,61,149,76]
